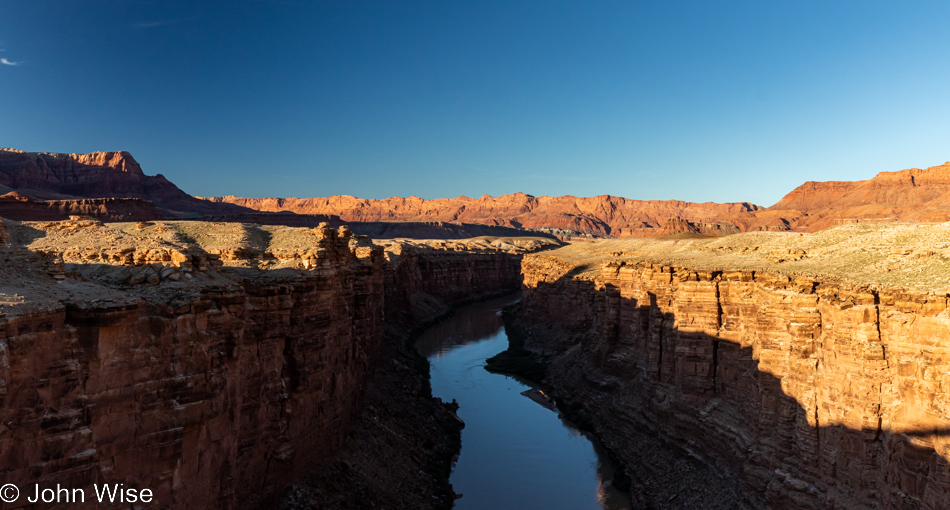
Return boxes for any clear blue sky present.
[2,1,950,206]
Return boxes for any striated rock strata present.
[0,191,164,222]
[0,227,385,509]
[0,149,216,216]
[514,254,950,509]
[279,241,526,508]
[0,218,528,509]
[203,193,761,238]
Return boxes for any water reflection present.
[417,293,632,510]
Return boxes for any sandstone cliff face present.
[0,149,169,200]
[0,227,386,509]
[517,255,950,509]
[203,193,761,238]
[206,160,950,236]
[11,147,950,237]
[383,244,524,331]
[0,218,529,509]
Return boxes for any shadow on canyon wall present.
[0,236,526,509]
[520,271,950,509]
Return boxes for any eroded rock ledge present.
[514,253,950,509]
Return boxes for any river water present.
[416,294,632,510]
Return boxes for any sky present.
[2,1,950,207]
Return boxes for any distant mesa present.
[2,147,950,237]
[200,193,762,238]
[760,161,950,230]
[0,148,244,218]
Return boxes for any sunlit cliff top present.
[0,218,559,318]
[544,222,950,293]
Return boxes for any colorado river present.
[416,294,632,510]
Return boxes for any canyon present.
[0,217,537,509]
[501,227,950,509]
[3,148,950,509]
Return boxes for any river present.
[415,293,632,510]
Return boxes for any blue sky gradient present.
[2,1,949,206]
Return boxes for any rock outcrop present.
[383,244,524,331]
[10,147,950,237]
[514,254,950,509]
[0,149,189,213]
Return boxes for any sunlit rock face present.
[518,254,950,509]
[203,192,760,238]
[0,149,244,217]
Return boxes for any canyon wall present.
[0,220,525,509]
[0,229,385,509]
[10,147,950,237]
[750,161,950,232]
[383,244,524,331]
[517,255,950,509]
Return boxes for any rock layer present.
[12,147,950,237]
[516,254,950,509]
[0,191,165,222]
[0,149,201,214]
[206,161,950,235]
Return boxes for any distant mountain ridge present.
[3,147,950,236]
[201,193,760,237]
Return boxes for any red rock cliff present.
[0,219,529,509]
[762,161,950,231]
[517,255,950,509]
[0,228,385,509]
[203,193,760,238]
[0,149,246,217]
